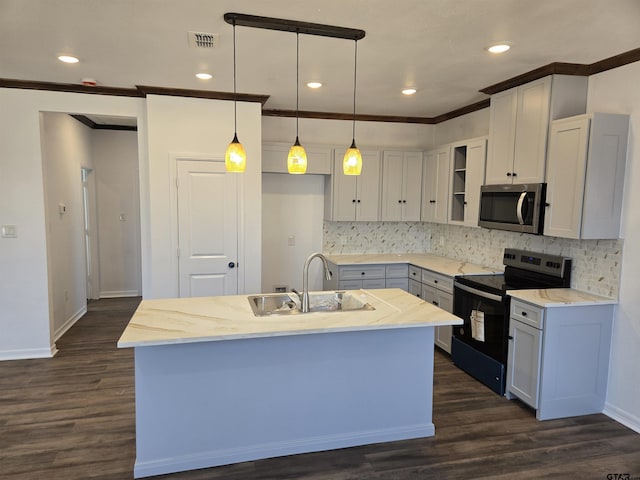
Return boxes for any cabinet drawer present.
[421,270,454,294]
[338,279,363,290]
[338,265,386,280]
[385,264,409,278]
[510,300,544,329]
[385,278,408,291]
[363,278,386,289]
[409,265,422,280]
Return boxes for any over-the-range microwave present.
[478,183,546,234]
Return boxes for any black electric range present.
[451,248,571,395]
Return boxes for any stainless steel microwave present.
[478,183,546,234]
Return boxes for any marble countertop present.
[324,253,501,277]
[508,288,617,308]
[117,288,463,348]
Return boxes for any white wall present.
[587,61,640,432]
[40,112,93,340]
[262,173,325,293]
[0,88,144,360]
[433,108,490,145]
[92,129,141,298]
[145,95,262,298]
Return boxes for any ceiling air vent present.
[188,31,217,48]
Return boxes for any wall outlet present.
[1,225,17,238]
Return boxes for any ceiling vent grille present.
[188,31,217,48]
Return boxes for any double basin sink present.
[248,291,375,317]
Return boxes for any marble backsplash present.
[324,221,623,298]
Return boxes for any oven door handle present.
[454,282,503,302]
[516,192,527,225]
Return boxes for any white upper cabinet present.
[381,151,423,221]
[449,137,487,227]
[421,146,450,224]
[324,149,382,222]
[544,113,629,239]
[486,75,588,185]
[262,142,332,174]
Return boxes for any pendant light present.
[287,32,307,174]
[343,39,362,176]
[225,18,247,173]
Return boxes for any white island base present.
[133,327,435,478]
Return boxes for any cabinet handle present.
[463,201,468,205]
[398,200,402,204]
[403,200,407,203]
[545,202,550,207]
[506,172,512,177]
[352,199,356,203]
[430,200,436,204]
[512,172,517,177]
[357,199,361,203]
[521,311,527,316]
[508,335,513,340]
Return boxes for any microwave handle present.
[516,192,527,225]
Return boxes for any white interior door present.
[177,159,238,297]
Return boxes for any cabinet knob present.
[506,172,512,177]
[512,172,517,177]
[357,199,361,203]
[434,280,438,284]
[361,272,365,276]
[463,201,468,205]
[430,200,436,204]
[545,202,550,207]
[398,200,402,204]
[521,311,527,316]
[352,199,356,203]
[228,262,236,269]
[403,200,407,203]
[432,301,438,306]
[508,335,513,340]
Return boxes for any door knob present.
[228,262,236,268]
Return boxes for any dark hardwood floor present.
[1,297,639,479]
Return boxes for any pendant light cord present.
[233,20,238,135]
[296,31,300,139]
[352,40,358,140]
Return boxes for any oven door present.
[452,282,510,395]
[453,282,508,362]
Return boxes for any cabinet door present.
[463,138,486,227]
[402,151,424,221]
[421,150,438,222]
[330,153,358,221]
[355,150,382,221]
[434,147,451,223]
[434,292,453,353]
[421,147,450,223]
[486,87,517,184]
[543,117,589,239]
[408,278,422,298]
[381,151,405,221]
[507,319,542,409]
[513,76,551,184]
[385,278,409,291]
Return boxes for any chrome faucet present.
[302,252,332,313]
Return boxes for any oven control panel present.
[503,248,571,278]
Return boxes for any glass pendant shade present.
[225,133,246,173]
[343,139,363,175]
[287,137,307,174]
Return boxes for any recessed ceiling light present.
[307,82,322,89]
[488,44,511,54]
[58,55,79,63]
[402,88,417,95]
[196,72,212,80]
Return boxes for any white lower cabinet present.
[407,266,454,353]
[324,262,407,292]
[506,298,614,420]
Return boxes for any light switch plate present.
[1,225,17,238]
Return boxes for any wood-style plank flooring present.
[1,297,639,479]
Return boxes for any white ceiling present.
[1,0,639,118]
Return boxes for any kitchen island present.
[118,289,463,478]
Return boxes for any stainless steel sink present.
[248,291,375,316]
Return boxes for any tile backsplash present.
[324,221,623,298]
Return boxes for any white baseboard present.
[99,290,140,298]
[0,345,56,361]
[604,402,640,434]
[54,305,87,341]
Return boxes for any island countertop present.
[323,253,501,277]
[117,288,463,348]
